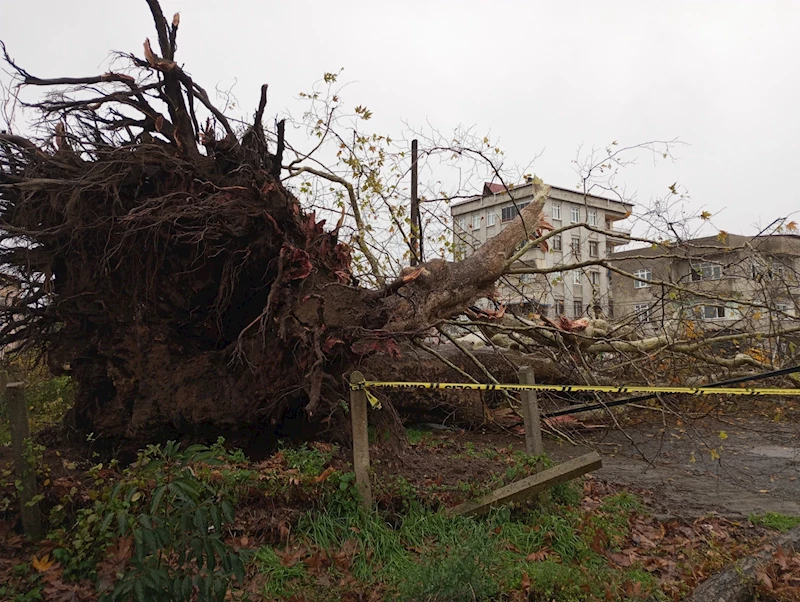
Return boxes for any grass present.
[749,512,800,533]
[244,440,667,600]
[404,428,428,446]
[254,546,311,598]
[256,471,666,602]
[404,427,453,449]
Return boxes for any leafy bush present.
[52,440,244,602]
[25,375,74,432]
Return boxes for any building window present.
[572,270,582,285]
[588,209,597,226]
[571,236,581,255]
[520,273,533,284]
[590,271,600,286]
[691,261,723,281]
[608,300,614,319]
[471,214,482,230]
[487,211,497,227]
[702,305,727,320]
[588,240,599,257]
[456,216,467,231]
[634,303,651,322]
[752,262,786,280]
[501,202,529,223]
[633,268,652,288]
[570,207,580,223]
[776,301,790,312]
[551,203,562,220]
[573,299,584,317]
[556,299,565,315]
[553,234,562,251]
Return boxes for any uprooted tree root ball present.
[0,1,551,448]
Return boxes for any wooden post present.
[519,366,544,456]
[6,381,44,540]
[409,139,421,266]
[449,452,602,517]
[349,371,372,508]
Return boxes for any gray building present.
[451,182,633,318]
[610,234,800,330]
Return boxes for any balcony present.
[605,223,632,245]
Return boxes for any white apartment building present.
[451,182,633,318]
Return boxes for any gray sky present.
[2,0,799,236]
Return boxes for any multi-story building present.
[610,234,800,330]
[451,182,633,318]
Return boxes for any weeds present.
[750,512,800,533]
[280,443,333,477]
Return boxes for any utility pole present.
[410,139,422,266]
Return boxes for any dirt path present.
[545,415,800,518]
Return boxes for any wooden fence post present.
[349,371,372,508]
[519,366,544,456]
[6,381,44,540]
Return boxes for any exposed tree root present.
[0,1,552,446]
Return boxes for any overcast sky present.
[2,0,799,236]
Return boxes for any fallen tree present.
[0,1,554,446]
[685,525,800,602]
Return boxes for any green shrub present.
[52,440,244,602]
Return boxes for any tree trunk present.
[684,525,800,602]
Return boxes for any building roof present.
[451,181,633,210]
[611,233,800,259]
[483,182,506,195]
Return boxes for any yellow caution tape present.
[350,380,800,397]
[364,389,382,409]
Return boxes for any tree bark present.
[684,525,800,602]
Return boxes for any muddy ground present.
[583,414,800,518]
[465,401,800,520]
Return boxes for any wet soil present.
[401,402,800,520]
